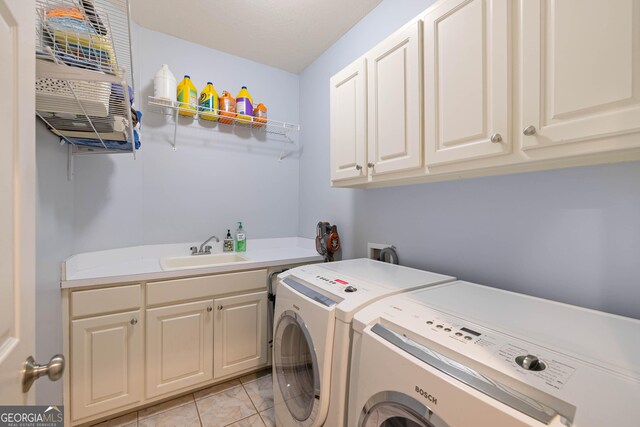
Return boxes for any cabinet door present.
[367,20,422,176]
[330,58,367,182]
[71,311,142,421]
[521,0,640,152]
[213,291,268,379]
[146,300,213,398]
[424,0,511,165]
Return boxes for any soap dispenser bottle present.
[235,222,246,252]
[223,229,234,252]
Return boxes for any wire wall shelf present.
[35,0,137,174]
[147,96,301,157]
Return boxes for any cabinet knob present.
[490,133,503,143]
[355,164,363,171]
[217,305,224,311]
[523,125,537,136]
[367,162,375,168]
[130,318,138,325]
[207,306,213,312]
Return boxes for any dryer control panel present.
[376,301,578,392]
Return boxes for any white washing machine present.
[272,259,455,427]
[348,281,640,426]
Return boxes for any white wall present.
[35,122,74,405]
[71,26,301,253]
[298,0,640,319]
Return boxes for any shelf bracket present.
[67,144,74,181]
[172,107,179,150]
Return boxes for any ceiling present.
[130,0,383,74]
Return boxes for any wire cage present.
[35,0,137,154]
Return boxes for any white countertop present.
[62,237,323,289]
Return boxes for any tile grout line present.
[240,381,265,426]
[193,393,205,427]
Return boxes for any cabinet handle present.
[523,125,537,136]
[367,162,375,168]
[130,318,138,325]
[490,133,503,143]
[217,305,224,310]
[355,164,363,171]
[207,306,213,312]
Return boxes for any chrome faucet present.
[190,235,219,256]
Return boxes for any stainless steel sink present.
[160,253,249,271]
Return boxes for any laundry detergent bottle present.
[177,75,198,117]
[219,91,236,124]
[199,82,219,121]
[153,64,177,104]
[235,86,253,123]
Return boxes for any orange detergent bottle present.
[219,91,236,124]
[253,103,267,128]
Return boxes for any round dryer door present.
[360,392,448,427]
[274,310,320,426]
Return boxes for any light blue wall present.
[71,26,301,253]
[298,0,640,319]
[34,25,302,404]
[35,121,74,405]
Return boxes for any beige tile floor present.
[92,370,275,427]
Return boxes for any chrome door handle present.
[367,162,375,168]
[22,354,65,392]
[490,133,503,143]
[355,164,363,171]
[523,125,536,136]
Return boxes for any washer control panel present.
[378,302,577,391]
[287,265,369,296]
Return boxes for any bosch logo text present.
[415,386,438,405]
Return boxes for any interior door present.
[0,0,36,403]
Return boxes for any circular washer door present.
[274,310,321,426]
[360,392,448,427]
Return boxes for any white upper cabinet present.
[520,0,640,152]
[366,20,423,176]
[424,0,512,166]
[329,0,640,188]
[330,58,367,183]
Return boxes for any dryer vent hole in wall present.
[368,242,392,261]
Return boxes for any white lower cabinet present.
[214,291,268,379]
[145,299,214,398]
[71,311,143,421]
[65,268,275,425]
